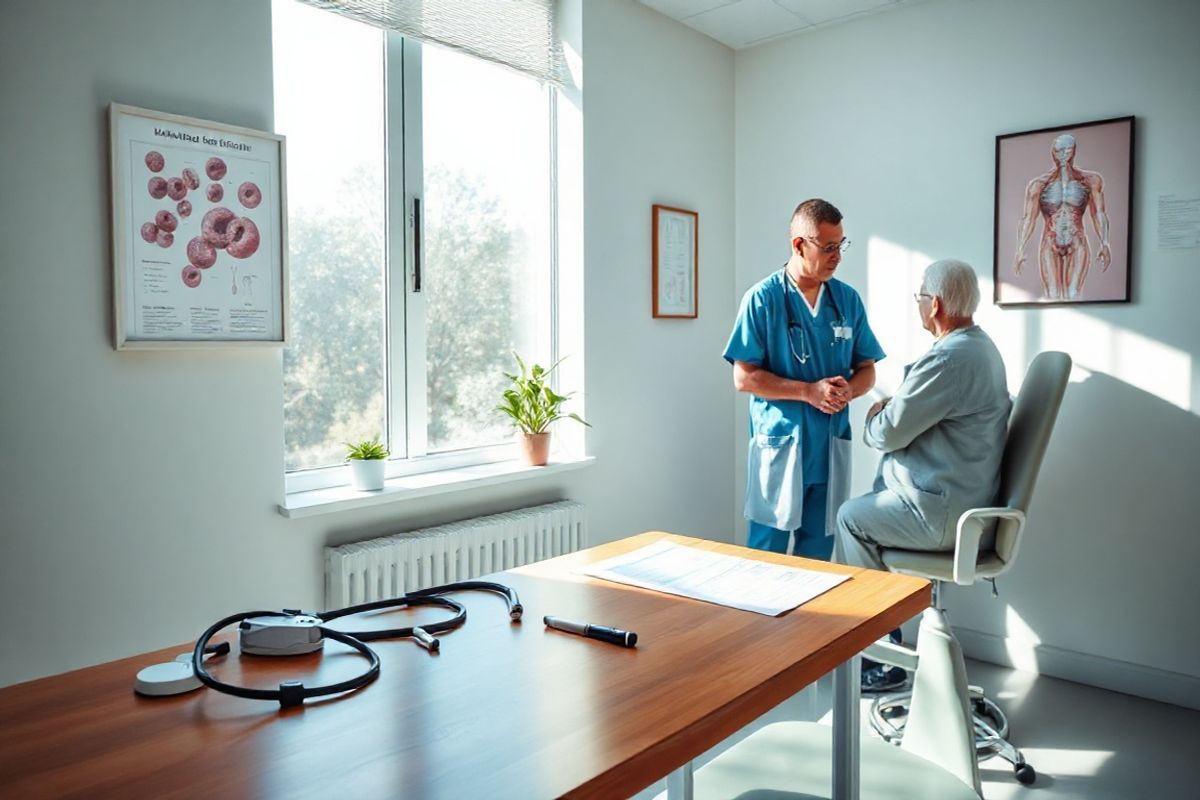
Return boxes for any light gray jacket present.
[864,326,1011,540]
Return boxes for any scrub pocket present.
[744,431,804,531]
[825,435,852,537]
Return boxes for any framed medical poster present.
[110,103,288,349]
[652,204,698,319]
[993,115,1134,307]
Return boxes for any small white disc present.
[134,661,203,696]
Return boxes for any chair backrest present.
[902,607,981,794]
[992,351,1072,563]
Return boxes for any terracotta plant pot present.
[519,432,551,466]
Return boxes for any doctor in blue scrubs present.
[724,199,885,560]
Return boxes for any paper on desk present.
[578,540,850,616]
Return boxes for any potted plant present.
[496,353,589,466]
[345,437,389,491]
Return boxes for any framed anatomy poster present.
[994,115,1134,307]
[110,103,288,349]
[652,204,698,319]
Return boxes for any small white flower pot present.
[348,458,386,491]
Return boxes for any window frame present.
[281,31,562,496]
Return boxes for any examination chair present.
[869,350,1073,786]
[690,607,981,800]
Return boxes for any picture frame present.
[993,115,1134,307]
[110,103,288,349]
[652,204,698,319]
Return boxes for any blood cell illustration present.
[141,222,158,243]
[156,230,174,248]
[225,217,260,259]
[206,183,224,202]
[148,177,168,199]
[145,151,164,172]
[177,200,192,217]
[182,168,200,190]
[155,210,178,232]
[205,157,227,181]
[187,236,218,269]
[166,177,187,201]
[182,265,202,288]
[201,207,237,249]
[237,182,262,209]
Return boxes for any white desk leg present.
[832,654,861,800]
[666,760,694,800]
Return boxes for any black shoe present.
[861,664,907,693]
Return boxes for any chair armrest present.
[953,507,1025,586]
[863,639,919,672]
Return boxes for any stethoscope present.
[781,268,851,365]
[191,580,522,708]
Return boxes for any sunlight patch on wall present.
[1002,605,1043,674]
[1041,309,1192,411]
[865,236,931,392]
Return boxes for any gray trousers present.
[834,488,954,571]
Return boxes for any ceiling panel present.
[682,0,810,49]
[774,0,896,26]
[639,0,738,20]
[639,0,927,50]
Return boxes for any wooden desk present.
[0,533,929,799]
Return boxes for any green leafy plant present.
[344,437,389,461]
[496,353,590,435]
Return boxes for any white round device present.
[134,661,202,697]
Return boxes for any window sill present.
[278,455,596,519]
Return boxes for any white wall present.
[0,0,735,686]
[735,0,1200,705]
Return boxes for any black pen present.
[544,615,638,648]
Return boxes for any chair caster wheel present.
[1015,763,1036,785]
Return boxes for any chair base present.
[869,689,1037,786]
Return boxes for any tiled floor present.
[635,659,1198,799]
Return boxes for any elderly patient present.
[836,259,1011,572]
[836,260,1011,690]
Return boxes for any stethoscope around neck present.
[781,268,847,365]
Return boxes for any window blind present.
[294,0,568,86]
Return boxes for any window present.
[273,1,558,492]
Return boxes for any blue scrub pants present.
[746,483,833,561]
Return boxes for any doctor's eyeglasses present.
[799,237,851,255]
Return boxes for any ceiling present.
[637,0,930,49]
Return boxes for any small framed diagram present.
[110,103,288,349]
[652,204,698,319]
[994,115,1134,307]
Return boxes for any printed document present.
[578,540,850,616]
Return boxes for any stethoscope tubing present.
[781,268,847,366]
[191,580,520,708]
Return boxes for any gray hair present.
[923,259,981,317]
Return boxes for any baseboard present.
[952,626,1200,711]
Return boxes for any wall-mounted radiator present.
[324,500,587,608]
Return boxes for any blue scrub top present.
[723,270,885,484]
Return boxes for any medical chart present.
[578,540,850,616]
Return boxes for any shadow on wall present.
[945,367,1200,671]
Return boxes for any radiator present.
[324,500,587,608]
